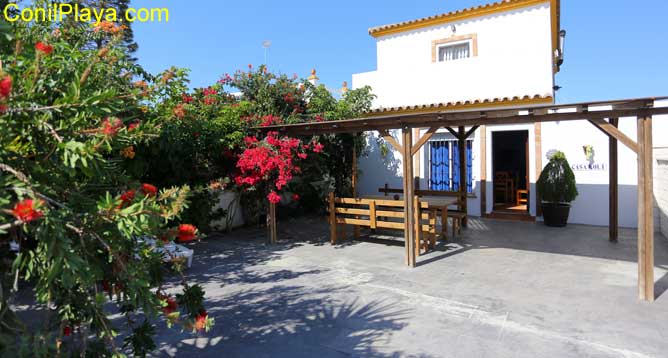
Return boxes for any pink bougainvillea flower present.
[35,42,54,55]
[267,191,281,204]
[177,224,197,242]
[141,184,158,197]
[181,93,193,104]
[292,194,300,201]
[315,115,324,122]
[312,143,325,153]
[11,199,44,223]
[101,118,123,136]
[63,326,71,337]
[0,76,12,98]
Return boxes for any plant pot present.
[541,203,571,227]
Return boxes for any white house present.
[352,0,668,230]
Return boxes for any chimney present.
[308,68,319,86]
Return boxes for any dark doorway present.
[492,130,530,215]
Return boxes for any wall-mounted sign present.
[571,145,606,171]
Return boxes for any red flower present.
[120,189,136,206]
[102,280,111,293]
[312,143,324,153]
[101,118,122,136]
[292,194,300,201]
[177,224,197,242]
[141,184,158,197]
[195,310,208,331]
[173,104,186,118]
[35,42,54,55]
[0,105,7,113]
[267,191,281,204]
[181,93,193,104]
[315,115,324,122]
[297,152,307,159]
[127,121,140,131]
[162,297,178,315]
[11,199,43,223]
[63,326,71,337]
[0,76,12,98]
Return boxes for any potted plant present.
[537,151,579,227]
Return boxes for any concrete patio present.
[155,217,668,358]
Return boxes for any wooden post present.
[329,192,337,245]
[414,195,421,256]
[637,115,654,302]
[535,123,543,217]
[480,125,487,216]
[268,202,278,244]
[609,118,619,242]
[352,140,361,239]
[458,126,468,227]
[402,128,417,267]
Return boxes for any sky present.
[132,0,668,104]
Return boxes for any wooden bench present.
[328,193,437,255]
[379,185,468,239]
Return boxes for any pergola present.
[261,96,668,302]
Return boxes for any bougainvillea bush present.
[0,16,211,358]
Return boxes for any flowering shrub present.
[235,131,316,203]
[0,13,211,357]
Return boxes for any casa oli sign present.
[547,146,607,171]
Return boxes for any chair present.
[516,189,528,206]
[494,171,511,204]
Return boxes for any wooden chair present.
[494,171,510,204]
[516,189,528,206]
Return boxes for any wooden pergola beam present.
[379,129,403,154]
[264,106,668,136]
[412,126,439,156]
[589,118,639,153]
[465,125,480,139]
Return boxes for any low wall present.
[655,148,668,240]
[210,191,244,231]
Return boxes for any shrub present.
[537,151,579,204]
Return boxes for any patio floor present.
[155,217,668,358]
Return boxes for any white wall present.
[353,3,554,108]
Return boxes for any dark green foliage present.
[537,151,579,204]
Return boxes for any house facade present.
[352,0,668,229]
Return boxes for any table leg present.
[441,206,448,241]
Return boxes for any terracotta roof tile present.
[369,0,553,37]
[365,94,553,116]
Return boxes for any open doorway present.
[492,130,530,216]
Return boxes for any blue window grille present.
[429,140,473,193]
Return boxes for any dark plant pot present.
[541,203,571,227]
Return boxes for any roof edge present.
[369,0,552,38]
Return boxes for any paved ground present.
[154,217,668,358]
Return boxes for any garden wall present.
[655,147,668,240]
[210,191,245,231]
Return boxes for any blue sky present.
[133,0,668,103]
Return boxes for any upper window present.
[432,34,478,63]
[438,41,471,62]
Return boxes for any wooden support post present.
[637,115,654,302]
[352,141,361,239]
[414,195,421,257]
[268,202,278,244]
[458,126,468,227]
[480,125,487,216]
[402,128,417,267]
[329,192,337,245]
[413,128,421,190]
[535,122,543,217]
[609,118,619,243]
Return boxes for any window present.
[431,34,478,63]
[429,139,473,193]
[438,41,471,62]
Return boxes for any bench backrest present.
[328,193,429,231]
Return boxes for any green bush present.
[537,151,579,204]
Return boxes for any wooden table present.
[422,197,460,240]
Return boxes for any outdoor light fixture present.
[556,29,566,66]
[262,40,272,65]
